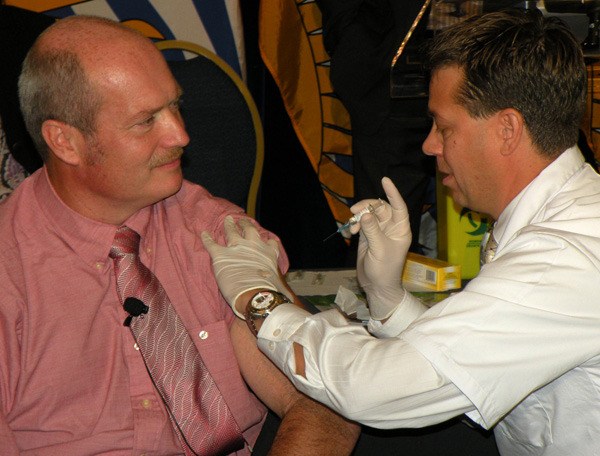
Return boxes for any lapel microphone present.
[123,297,149,326]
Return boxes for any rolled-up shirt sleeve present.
[257,304,474,428]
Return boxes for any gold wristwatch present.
[245,290,291,336]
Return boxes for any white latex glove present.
[201,216,291,318]
[353,177,411,320]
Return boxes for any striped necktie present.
[480,223,498,266]
[110,226,243,455]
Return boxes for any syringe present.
[323,199,385,242]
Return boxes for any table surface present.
[286,268,455,315]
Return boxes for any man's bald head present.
[18,15,161,161]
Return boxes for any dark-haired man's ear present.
[498,108,523,156]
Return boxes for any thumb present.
[200,231,218,254]
[267,238,282,258]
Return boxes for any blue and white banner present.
[8,0,245,77]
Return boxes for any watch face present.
[252,291,275,310]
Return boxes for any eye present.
[139,115,156,127]
[434,122,450,139]
[170,98,183,112]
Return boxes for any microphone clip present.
[123,297,149,326]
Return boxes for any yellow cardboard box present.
[402,252,461,291]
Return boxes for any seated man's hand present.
[353,177,411,320]
[201,216,291,317]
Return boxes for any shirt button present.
[273,329,281,337]
[268,342,275,350]
[95,262,103,270]
[141,398,152,409]
[198,330,209,340]
[134,343,139,351]
[146,248,152,254]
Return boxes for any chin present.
[167,178,184,198]
[155,176,184,202]
[449,191,468,209]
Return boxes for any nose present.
[163,110,190,148]
[422,124,441,157]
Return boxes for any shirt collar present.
[494,146,585,248]
[34,168,152,267]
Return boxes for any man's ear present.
[41,120,85,166]
[497,108,524,156]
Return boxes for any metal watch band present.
[245,290,290,336]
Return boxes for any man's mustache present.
[150,148,184,168]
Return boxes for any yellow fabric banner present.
[258,0,354,228]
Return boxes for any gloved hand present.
[201,216,292,318]
[353,177,411,320]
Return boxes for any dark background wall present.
[240,0,353,270]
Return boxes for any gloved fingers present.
[223,216,243,245]
[266,238,282,259]
[353,203,392,235]
[381,177,410,225]
[372,200,392,224]
[358,212,385,254]
[200,231,220,256]
[237,217,262,242]
[350,198,381,216]
[348,199,391,235]
[355,233,370,287]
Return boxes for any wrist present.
[366,286,406,320]
[234,288,271,316]
[244,290,292,336]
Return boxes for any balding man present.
[0,15,359,455]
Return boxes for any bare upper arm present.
[229,318,299,417]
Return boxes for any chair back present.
[156,40,263,218]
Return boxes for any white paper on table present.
[334,285,371,322]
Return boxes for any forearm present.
[269,395,360,456]
[259,306,474,428]
[230,318,359,454]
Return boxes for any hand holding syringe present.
[324,199,385,241]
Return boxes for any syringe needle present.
[322,199,384,242]
[322,230,340,242]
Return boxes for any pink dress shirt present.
[0,169,288,455]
